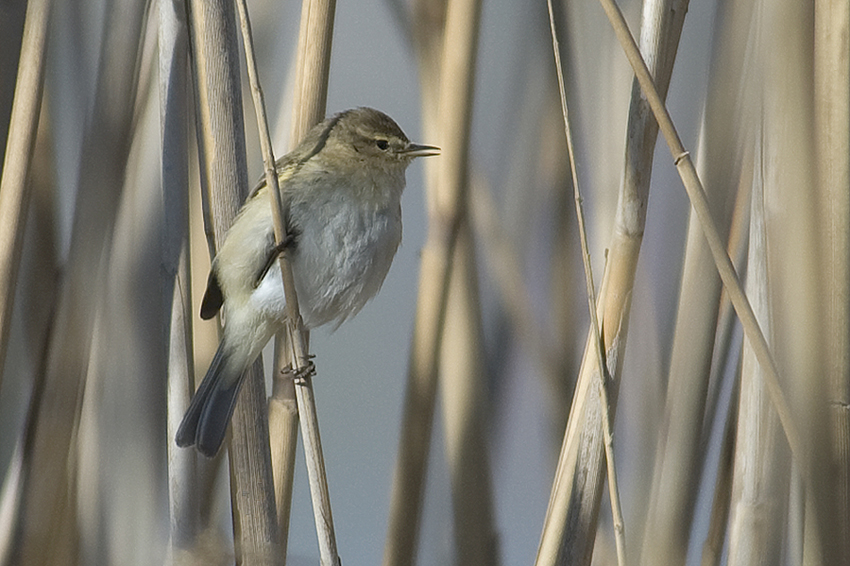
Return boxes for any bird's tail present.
[175,341,247,457]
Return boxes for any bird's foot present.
[256,232,300,284]
[272,231,297,256]
[282,356,316,384]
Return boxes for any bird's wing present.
[200,269,224,320]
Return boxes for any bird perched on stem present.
[176,108,439,457]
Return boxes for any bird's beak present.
[404,143,441,158]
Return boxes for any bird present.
[176,107,439,457]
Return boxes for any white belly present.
[251,198,402,329]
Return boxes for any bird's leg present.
[255,230,298,285]
[271,230,297,256]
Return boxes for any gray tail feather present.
[175,343,245,457]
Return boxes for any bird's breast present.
[251,191,402,329]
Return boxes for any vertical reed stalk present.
[267,0,339,562]
[234,1,304,561]
[433,3,494,565]
[13,0,145,562]
[758,0,828,562]
[726,138,788,565]
[0,0,50,394]
[813,0,849,560]
[185,0,278,561]
[546,0,626,561]
[536,0,687,562]
[267,2,337,548]
[288,0,335,143]
[384,0,481,563]
[639,0,756,560]
[439,220,497,565]
[597,0,801,463]
[400,4,499,562]
[0,114,57,564]
[700,380,738,566]
[268,335,299,563]
[159,0,198,556]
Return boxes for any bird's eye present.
[376,139,389,150]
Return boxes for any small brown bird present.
[176,108,439,457]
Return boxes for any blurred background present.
[0,0,846,564]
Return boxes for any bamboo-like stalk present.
[757,1,829,562]
[0,81,57,566]
[535,0,687,562]
[185,0,279,561]
[76,58,178,562]
[1,312,54,566]
[227,356,280,565]
[597,0,802,464]
[160,0,198,555]
[13,0,146,562]
[545,0,581,431]
[382,130,453,566]
[234,6,303,561]
[700,380,738,566]
[288,0,335,144]
[284,0,337,548]
[269,0,336,554]
[165,247,198,557]
[236,0,340,562]
[409,0,447,148]
[268,335,298,564]
[383,0,481,563]
[385,10,447,563]
[546,0,626,562]
[261,0,340,566]
[639,0,756,560]
[271,2,338,544]
[433,7,494,566]
[702,165,752,432]
[727,138,788,565]
[409,5,498,557]
[0,0,50,395]
[0,436,24,564]
[813,0,849,559]
[439,220,497,565]
[0,115,57,562]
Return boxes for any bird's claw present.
[282,357,316,383]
